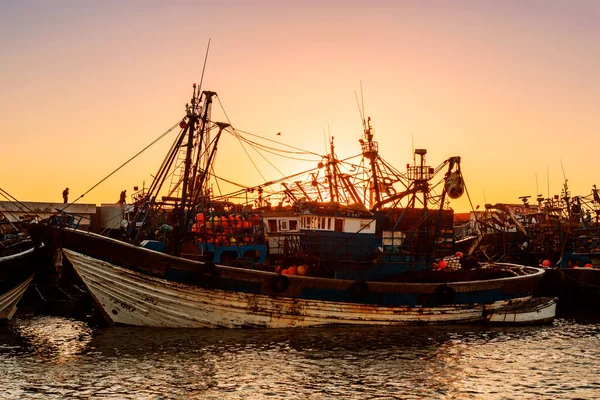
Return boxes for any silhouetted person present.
[118,190,127,204]
[62,188,69,203]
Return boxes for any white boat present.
[486,296,557,325]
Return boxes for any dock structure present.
[0,201,97,229]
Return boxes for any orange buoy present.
[196,213,204,222]
[542,259,551,267]
[297,265,307,276]
[438,260,447,270]
[432,262,438,270]
[287,265,297,275]
[584,263,593,268]
[455,251,464,258]
[281,269,289,275]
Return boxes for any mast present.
[359,117,381,207]
[326,138,338,203]
[179,84,200,231]
[190,91,217,207]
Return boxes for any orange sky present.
[1,1,599,212]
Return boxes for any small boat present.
[486,296,557,325]
[0,238,46,321]
[43,85,555,328]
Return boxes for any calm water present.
[1,314,599,399]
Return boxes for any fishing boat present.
[0,233,47,321]
[457,181,600,312]
[43,85,555,327]
[538,209,600,311]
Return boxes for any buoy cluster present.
[275,264,308,276]
[432,252,468,271]
[191,212,262,245]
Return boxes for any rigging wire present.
[228,133,321,161]
[62,120,182,210]
[213,113,323,157]
[214,95,268,182]
[0,187,41,220]
[225,127,288,177]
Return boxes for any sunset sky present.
[1,0,599,212]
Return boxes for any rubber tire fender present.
[271,274,290,293]
[434,284,456,304]
[348,280,370,301]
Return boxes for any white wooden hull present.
[487,296,557,325]
[65,249,548,328]
[0,275,34,321]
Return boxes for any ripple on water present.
[0,315,599,399]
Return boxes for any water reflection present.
[0,317,599,399]
[12,315,93,362]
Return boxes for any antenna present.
[560,159,569,196]
[547,166,550,199]
[483,189,487,205]
[198,38,211,93]
[354,90,366,130]
[360,81,365,124]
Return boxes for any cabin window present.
[327,218,331,230]
[360,220,372,230]
[334,218,343,232]
[280,220,288,231]
[268,219,278,233]
[289,220,298,231]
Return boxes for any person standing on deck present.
[118,190,127,204]
[62,188,69,203]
